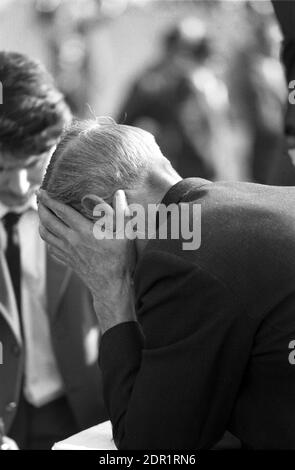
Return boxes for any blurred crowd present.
[118,5,286,184]
[0,0,292,184]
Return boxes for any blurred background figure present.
[118,17,233,181]
[228,1,286,184]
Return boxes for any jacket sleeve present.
[99,250,255,449]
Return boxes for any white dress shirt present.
[0,199,64,407]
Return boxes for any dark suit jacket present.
[0,251,107,433]
[100,178,295,449]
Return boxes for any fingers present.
[39,222,68,253]
[38,203,70,241]
[37,189,92,233]
[48,246,70,267]
[113,190,130,238]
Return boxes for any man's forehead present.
[0,149,54,169]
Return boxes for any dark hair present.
[165,18,212,62]
[0,51,71,158]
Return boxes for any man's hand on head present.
[37,189,137,335]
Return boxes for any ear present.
[81,194,105,219]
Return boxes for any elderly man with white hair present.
[38,117,295,449]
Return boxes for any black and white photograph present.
[0,0,295,456]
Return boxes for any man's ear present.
[81,194,105,219]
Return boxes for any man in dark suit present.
[38,119,295,449]
[0,53,106,449]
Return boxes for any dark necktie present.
[3,212,22,320]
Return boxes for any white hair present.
[42,117,164,212]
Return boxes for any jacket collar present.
[161,177,211,206]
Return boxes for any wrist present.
[92,280,136,335]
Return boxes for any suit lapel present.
[46,251,72,320]
[0,252,22,345]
